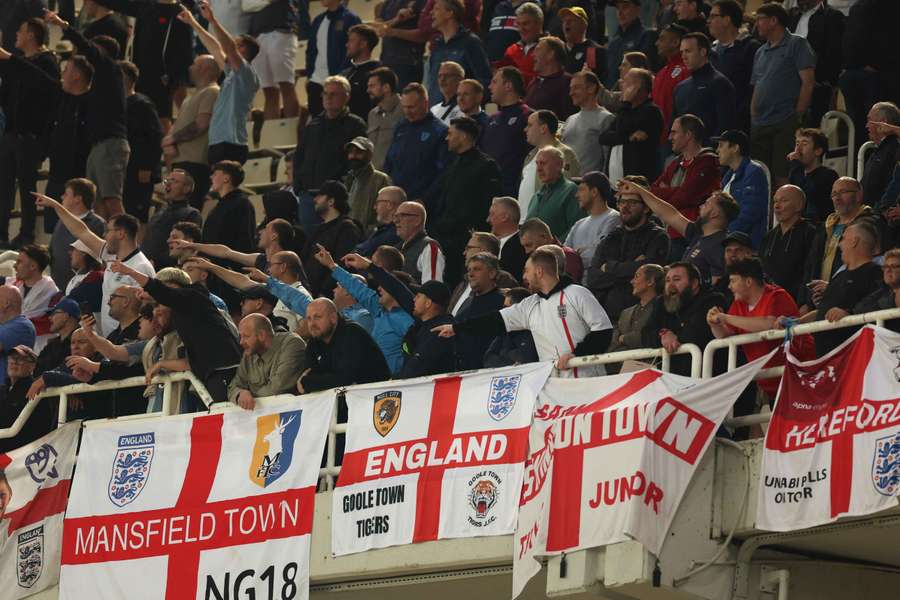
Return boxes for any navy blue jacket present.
[605,19,659,88]
[306,5,361,79]
[383,113,449,200]
[673,62,736,141]
[426,27,491,107]
[723,157,770,249]
[710,36,760,132]
[356,223,401,256]
[481,102,533,196]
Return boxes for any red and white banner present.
[59,392,333,600]
[513,360,767,597]
[758,326,900,531]
[332,362,553,556]
[0,422,80,598]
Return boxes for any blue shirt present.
[750,32,815,127]
[265,276,374,333]
[0,315,36,384]
[208,61,259,146]
[723,157,770,249]
[426,27,491,107]
[383,113,449,200]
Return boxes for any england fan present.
[432,245,612,376]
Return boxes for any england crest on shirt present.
[108,432,155,507]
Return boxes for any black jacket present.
[789,4,844,86]
[369,265,457,379]
[842,0,900,74]
[586,221,670,322]
[861,136,900,206]
[126,92,163,179]
[63,27,127,145]
[293,108,367,191]
[499,232,526,283]
[84,13,129,58]
[788,163,839,222]
[142,201,202,268]
[0,376,54,453]
[302,216,363,297]
[341,59,381,120]
[642,288,725,376]
[672,62,736,140]
[203,189,257,253]
[598,98,664,182]
[454,288,505,371]
[0,50,59,139]
[302,318,390,392]
[854,285,900,332]
[424,147,502,285]
[710,35,760,133]
[760,219,818,303]
[482,330,538,368]
[144,279,241,383]
[814,262,884,355]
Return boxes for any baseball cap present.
[70,238,100,262]
[48,297,80,319]
[413,280,451,308]
[721,231,754,249]
[715,130,750,156]
[559,6,588,23]
[345,136,374,155]
[310,180,349,205]
[241,285,278,305]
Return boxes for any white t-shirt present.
[310,17,330,84]
[100,245,156,336]
[499,283,612,378]
[518,157,538,222]
[275,281,311,331]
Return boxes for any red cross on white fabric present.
[60,414,315,600]
[338,375,531,543]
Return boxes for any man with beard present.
[366,67,402,170]
[642,260,724,375]
[301,181,363,297]
[711,231,755,309]
[586,175,670,322]
[229,313,306,410]
[141,169,202,268]
[343,136,391,233]
[619,179,739,284]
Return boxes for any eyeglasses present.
[394,212,419,219]
[830,189,859,198]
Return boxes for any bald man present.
[760,185,817,302]
[0,286,36,386]
[229,314,306,410]
[394,201,446,284]
[297,298,390,393]
[163,54,222,207]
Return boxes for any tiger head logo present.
[469,479,498,520]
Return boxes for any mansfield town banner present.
[758,326,900,531]
[59,392,333,600]
[513,359,768,597]
[0,422,79,599]
[332,362,553,555]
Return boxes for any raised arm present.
[177,6,226,69]
[264,275,312,317]
[33,194,105,257]
[183,257,256,290]
[171,239,260,266]
[617,180,690,236]
[200,0,244,72]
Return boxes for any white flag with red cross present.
[332,362,553,556]
[758,325,900,531]
[513,360,768,598]
[59,392,333,600]
[0,422,80,599]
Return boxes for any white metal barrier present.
[569,343,703,378]
[820,110,856,177]
[857,140,877,182]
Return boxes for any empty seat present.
[259,117,300,152]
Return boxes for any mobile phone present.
[79,301,93,316]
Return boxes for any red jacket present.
[495,40,539,87]
[650,148,721,238]
[651,55,689,142]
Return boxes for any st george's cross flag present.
[513,358,768,598]
[332,362,553,556]
[59,392,333,600]
[757,326,900,531]
[0,422,80,599]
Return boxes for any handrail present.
[0,371,215,440]
[857,140,877,181]
[570,343,703,378]
[821,110,856,177]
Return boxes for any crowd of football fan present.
[0,0,898,449]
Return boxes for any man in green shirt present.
[228,314,306,410]
[526,147,584,239]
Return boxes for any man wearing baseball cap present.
[343,136,392,233]
[0,345,53,453]
[35,298,81,375]
[713,230,755,308]
[605,0,659,89]
[302,180,364,297]
[560,6,605,80]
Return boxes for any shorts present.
[750,113,801,180]
[252,30,298,88]
[86,137,130,200]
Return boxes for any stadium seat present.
[259,117,300,153]
[243,157,274,189]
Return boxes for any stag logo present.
[250,410,302,488]
[108,432,155,508]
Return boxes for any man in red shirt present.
[495,1,544,86]
[707,257,813,399]
[651,23,690,145]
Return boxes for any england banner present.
[59,392,333,600]
[0,422,80,599]
[757,326,900,531]
[513,359,768,598]
[332,362,553,556]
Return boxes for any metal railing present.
[858,140,877,181]
[821,110,856,177]
[569,343,703,378]
[711,308,900,429]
